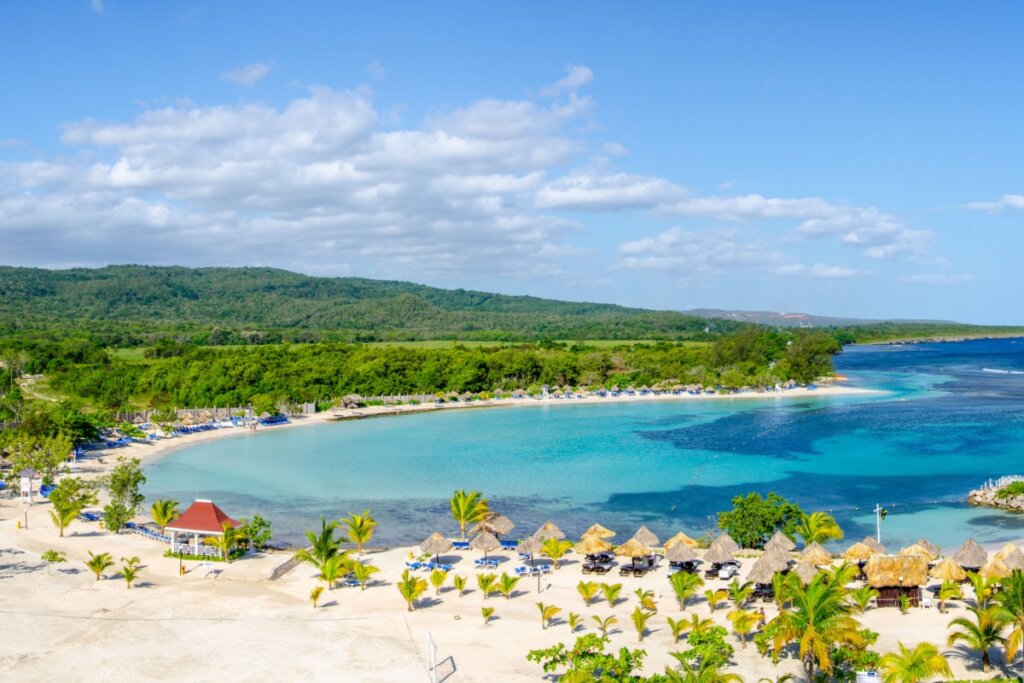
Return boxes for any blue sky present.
[1,2,1021,323]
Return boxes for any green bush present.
[995,481,1024,499]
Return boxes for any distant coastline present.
[856,333,1024,346]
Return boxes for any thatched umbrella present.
[979,557,1011,581]
[1001,548,1024,571]
[844,541,878,562]
[420,532,452,564]
[583,523,616,540]
[793,560,819,584]
[929,557,967,583]
[710,534,740,554]
[471,531,501,559]
[576,534,612,557]
[631,526,660,548]
[760,547,792,572]
[614,538,653,571]
[534,521,565,542]
[664,531,699,549]
[474,514,515,537]
[666,543,697,564]
[800,542,833,566]
[899,543,937,561]
[132,415,146,425]
[745,559,777,585]
[518,535,545,592]
[951,539,987,570]
[995,542,1022,563]
[765,530,796,552]
[861,536,886,553]
[915,539,940,558]
[703,544,734,565]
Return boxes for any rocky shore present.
[968,483,1024,512]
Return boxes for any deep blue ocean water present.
[143,338,1024,549]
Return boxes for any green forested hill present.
[0,265,738,343]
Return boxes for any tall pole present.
[874,503,882,544]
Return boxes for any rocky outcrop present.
[968,487,1024,512]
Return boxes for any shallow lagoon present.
[144,338,1024,548]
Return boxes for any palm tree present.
[450,489,489,539]
[592,614,618,637]
[825,561,859,587]
[771,571,789,610]
[728,608,759,648]
[348,561,378,590]
[879,642,952,683]
[85,551,113,581]
[667,653,743,683]
[796,511,844,546]
[476,572,498,599]
[319,554,349,589]
[453,574,467,597]
[631,606,653,642]
[666,615,690,643]
[150,499,180,534]
[938,581,962,614]
[121,562,139,589]
[705,588,728,613]
[568,612,581,632]
[296,517,344,568]
[497,572,520,599]
[967,571,996,609]
[995,569,1024,676]
[769,573,863,680]
[310,585,324,609]
[342,509,376,556]
[481,606,495,625]
[578,580,599,607]
[848,585,878,614]
[205,522,239,561]
[670,571,705,611]
[946,605,1008,673]
[601,582,623,607]
[49,506,81,538]
[397,569,427,611]
[541,538,573,569]
[728,579,754,608]
[429,568,448,595]
[537,602,561,629]
[634,588,657,612]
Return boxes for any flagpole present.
[874,503,882,544]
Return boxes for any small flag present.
[880,508,888,520]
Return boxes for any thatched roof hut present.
[583,523,616,540]
[471,531,501,557]
[915,539,940,558]
[865,555,928,587]
[474,514,515,536]
[760,548,792,572]
[844,541,878,562]
[951,539,987,570]
[745,559,777,585]
[929,557,967,583]
[793,560,819,584]
[631,526,660,547]
[614,538,652,559]
[765,530,796,552]
[666,543,697,564]
[861,536,886,553]
[800,542,833,566]
[995,542,1022,563]
[420,532,452,560]
[710,534,740,554]
[1001,548,1024,571]
[518,535,542,557]
[899,543,937,561]
[980,557,1012,580]
[576,534,612,556]
[703,544,735,565]
[534,521,565,541]
[664,531,700,549]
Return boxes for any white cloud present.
[221,62,271,87]
[965,194,1024,212]
[601,142,628,156]
[536,170,686,211]
[776,263,866,279]
[90,0,104,14]
[617,227,784,276]
[367,61,386,80]
[539,64,593,97]
[901,272,976,285]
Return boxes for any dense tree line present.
[24,329,839,411]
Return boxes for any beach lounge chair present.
[452,541,470,550]
[405,561,422,571]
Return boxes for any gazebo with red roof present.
[165,499,240,557]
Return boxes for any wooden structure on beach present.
[864,554,929,607]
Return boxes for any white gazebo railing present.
[171,542,220,558]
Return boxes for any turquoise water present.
[144,338,1024,549]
